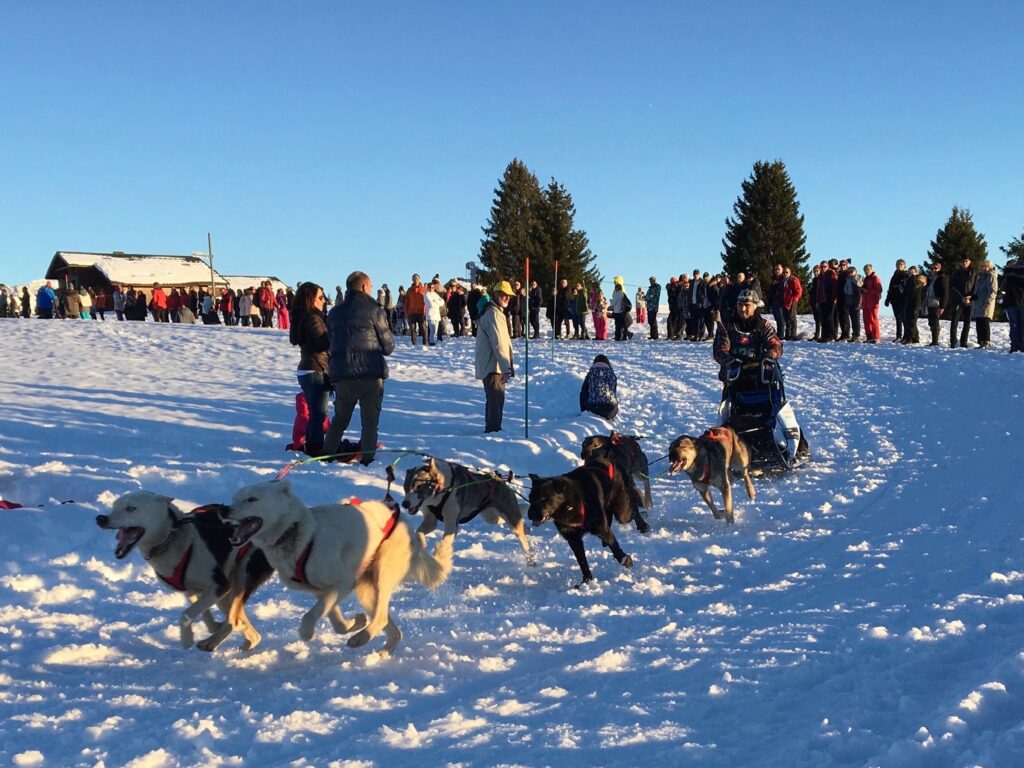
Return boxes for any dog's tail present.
[407,530,453,590]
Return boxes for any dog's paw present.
[298,616,318,642]
[241,632,261,651]
[347,629,371,648]
[196,636,217,653]
[636,519,651,534]
[621,554,634,569]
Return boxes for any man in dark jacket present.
[447,286,467,337]
[814,260,838,343]
[884,260,908,342]
[324,271,395,466]
[528,281,542,339]
[948,256,975,348]
[644,277,661,339]
[924,262,948,346]
[713,288,782,382]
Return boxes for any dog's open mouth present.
[115,527,145,559]
[229,517,263,546]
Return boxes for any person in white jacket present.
[424,281,444,346]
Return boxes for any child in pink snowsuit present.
[286,392,330,451]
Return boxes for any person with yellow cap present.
[475,280,515,433]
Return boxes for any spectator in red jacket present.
[258,281,276,328]
[861,264,884,343]
[150,283,168,323]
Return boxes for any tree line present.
[478,157,1022,315]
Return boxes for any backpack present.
[622,296,632,313]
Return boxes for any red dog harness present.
[156,544,193,591]
[565,462,616,528]
[292,501,402,585]
[696,428,731,484]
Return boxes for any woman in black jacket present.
[289,282,331,455]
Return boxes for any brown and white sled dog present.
[96,492,272,652]
[402,457,535,565]
[225,479,452,656]
[668,426,756,525]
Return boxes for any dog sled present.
[718,359,810,474]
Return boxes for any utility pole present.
[207,232,215,298]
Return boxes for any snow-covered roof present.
[47,252,228,287]
[220,275,290,294]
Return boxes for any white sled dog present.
[402,457,535,565]
[96,492,272,652]
[225,479,452,655]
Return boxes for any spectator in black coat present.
[900,267,925,344]
[324,271,395,466]
[289,282,331,455]
[528,281,542,339]
[948,257,975,348]
[885,260,908,342]
[448,286,467,337]
[924,262,948,346]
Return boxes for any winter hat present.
[614,276,624,286]
[492,280,514,296]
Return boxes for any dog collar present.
[155,544,193,591]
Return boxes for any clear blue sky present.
[3,1,1022,291]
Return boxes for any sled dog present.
[402,457,534,564]
[668,426,756,525]
[580,432,653,510]
[527,459,639,586]
[96,492,272,652]
[224,479,452,655]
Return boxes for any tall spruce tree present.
[478,159,547,288]
[1001,228,1024,262]
[721,160,811,302]
[926,206,987,273]
[478,159,599,295]
[537,178,600,292]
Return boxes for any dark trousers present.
[927,306,942,344]
[816,303,834,341]
[1006,307,1023,352]
[483,373,506,432]
[785,306,798,340]
[771,305,786,337]
[811,305,821,339]
[666,309,679,340]
[837,304,851,339]
[612,312,627,340]
[848,301,861,338]
[325,378,384,463]
[891,301,905,341]
[705,310,717,338]
[902,307,920,343]
[949,305,971,347]
[408,313,427,345]
[975,317,991,346]
[529,310,540,338]
[648,310,659,339]
[452,315,465,337]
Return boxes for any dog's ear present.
[275,478,292,495]
[426,456,436,472]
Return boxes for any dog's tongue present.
[114,528,140,559]
[230,517,262,546]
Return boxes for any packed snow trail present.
[0,317,1020,767]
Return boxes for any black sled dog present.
[527,458,643,586]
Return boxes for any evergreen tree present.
[478,159,599,296]
[537,178,600,292]
[721,160,811,303]
[478,159,547,288]
[998,228,1024,262]
[926,206,987,273]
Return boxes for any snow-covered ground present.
[0,316,1021,768]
